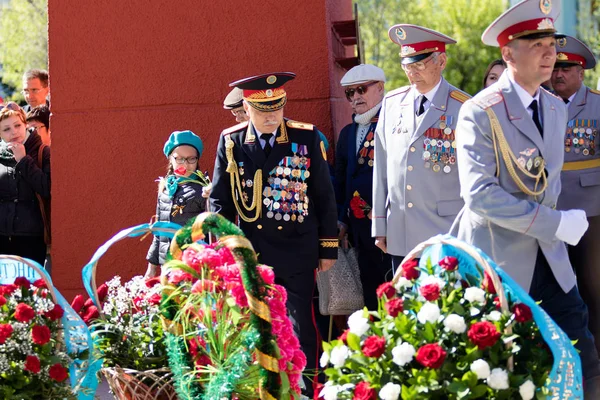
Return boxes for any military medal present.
[443,165,451,174]
[433,164,441,172]
[526,158,533,171]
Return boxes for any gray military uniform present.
[557,84,600,215]
[454,71,574,293]
[372,77,469,256]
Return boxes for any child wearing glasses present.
[145,130,210,278]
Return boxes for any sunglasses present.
[1,102,21,112]
[345,81,378,101]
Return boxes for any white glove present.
[555,209,589,246]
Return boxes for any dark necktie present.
[529,99,543,137]
[416,95,427,117]
[563,98,569,105]
[262,133,274,157]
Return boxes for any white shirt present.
[414,77,443,113]
[254,126,278,149]
[566,92,577,105]
[507,70,541,122]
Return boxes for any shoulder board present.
[449,90,471,103]
[286,120,314,130]
[472,91,503,110]
[590,88,600,96]
[221,121,248,135]
[540,87,562,101]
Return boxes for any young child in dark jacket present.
[145,130,209,278]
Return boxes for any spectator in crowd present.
[223,87,249,123]
[372,25,470,272]
[482,59,506,89]
[145,130,207,278]
[26,105,51,146]
[335,64,391,310]
[22,69,50,113]
[0,102,50,266]
[551,34,600,354]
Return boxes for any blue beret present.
[163,130,204,158]
[317,130,329,152]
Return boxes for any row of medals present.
[565,124,597,155]
[422,123,456,173]
[262,155,311,223]
[358,131,375,166]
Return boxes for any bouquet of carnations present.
[319,235,580,400]
[160,212,306,400]
[0,276,76,399]
[349,191,371,219]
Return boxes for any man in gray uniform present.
[454,0,600,396]
[372,24,469,270]
[551,34,600,354]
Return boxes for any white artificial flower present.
[470,359,491,380]
[348,310,370,336]
[329,345,350,368]
[464,287,486,304]
[379,382,401,400]
[487,368,509,390]
[443,314,467,334]
[319,382,355,400]
[394,277,412,291]
[417,302,440,324]
[519,380,536,400]
[392,342,416,366]
[320,351,329,368]
[420,274,446,289]
[486,310,502,322]
[470,307,482,316]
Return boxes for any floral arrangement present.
[319,256,553,400]
[71,283,106,324]
[349,191,371,219]
[86,275,168,371]
[0,277,77,399]
[160,213,305,400]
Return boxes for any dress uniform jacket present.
[372,78,469,256]
[557,84,600,216]
[210,119,338,278]
[455,71,575,293]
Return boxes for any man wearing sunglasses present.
[335,64,390,310]
[372,25,470,272]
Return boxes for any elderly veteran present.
[209,72,337,397]
[551,34,600,354]
[453,0,600,395]
[371,24,470,272]
[335,64,391,310]
[223,87,249,123]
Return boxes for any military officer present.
[209,72,338,396]
[335,64,391,310]
[372,25,470,271]
[454,0,600,395]
[551,34,600,354]
[223,87,249,123]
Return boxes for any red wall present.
[48,0,354,299]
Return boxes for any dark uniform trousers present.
[210,119,338,396]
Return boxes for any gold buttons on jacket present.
[408,165,413,171]
[278,226,283,230]
[257,225,263,230]
[410,147,416,152]
[407,185,412,191]
[407,202,414,208]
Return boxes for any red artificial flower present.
[191,279,216,294]
[420,284,441,301]
[468,321,501,350]
[350,196,370,219]
[15,303,35,323]
[401,259,420,280]
[84,298,95,308]
[32,279,47,289]
[361,335,386,358]
[338,329,349,344]
[145,277,161,288]
[24,355,41,374]
[385,297,404,317]
[482,271,500,294]
[44,304,64,321]
[0,323,13,344]
[512,303,533,323]
[13,277,31,289]
[353,381,377,400]
[97,284,109,302]
[174,166,188,176]
[376,282,396,299]
[0,295,6,306]
[32,325,51,345]
[416,343,447,369]
[439,256,458,271]
[0,284,17,296]
[71,295,85,313]
[147,293,162,305]
[48,363,69,382]
[82,305,100,324]
[314,383,324,400]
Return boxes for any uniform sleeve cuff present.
[319,238,338,260]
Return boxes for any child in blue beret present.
[145,130,210,278]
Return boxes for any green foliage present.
[358,0,508,95]
[0,0,48,98]
[578,0,600,89]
